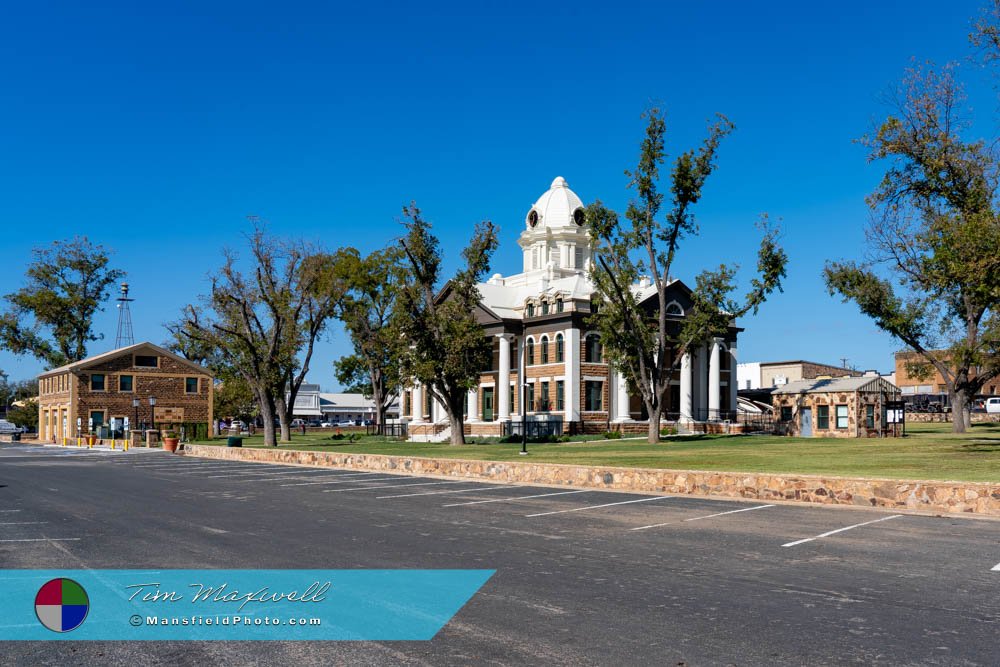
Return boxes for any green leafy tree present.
[824,60,1000,433]
[0,237,125,368]
[170,227,342,445]
[332,247,405,427]
[7,398,38,431]
[587,109,787,443]
[396,204,498,444]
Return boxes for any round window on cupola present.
[573,208,585,226]
[527,210,539,228]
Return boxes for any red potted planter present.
[162,432,180,453]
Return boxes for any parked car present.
[337,420,355,427]
[291,418,306,427]
[986,397,1000,414]
[0,420,19,434]
[319,421,333,428]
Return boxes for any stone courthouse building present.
[37,342,213,443]
[405,176,741,440]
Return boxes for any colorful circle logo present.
[35,578,89,633]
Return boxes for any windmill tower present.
[115,283,135,348]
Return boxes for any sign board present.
[154,407,185,423]
[885,400,905,424]
[123,416,130,431]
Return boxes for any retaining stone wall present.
[182,444,1000,516]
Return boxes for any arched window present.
[585,334,602,363]
[555,334,564,362]
[526,303,535,318]
[526,339,535,366]
[665,301,683,316]
[541,336,549,364]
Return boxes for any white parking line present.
[443,489,590,507]
[527,495,670,518]
[781,514,903,547]
[0,522,48,525]
[203,469,324,478]
[376,485,509,499]
[630,504,775,531]
[218,472,346,484]
[0,538,81,543]
[323,480,463,493]
[0,510,22,513]
[279,474,398,487]
[991,562,1000,572]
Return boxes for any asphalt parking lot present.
[1,443,999,665]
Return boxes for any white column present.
[728,341,738,419]
[498,334,511,420]
[614,370,630,421]
[680,351,693,422]
[566,327,581,422]
[694,343,707,420]
[411,383,424,423]
[467,389,478,422]
[708,338,721,420]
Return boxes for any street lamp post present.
[132,398,139,434]
[148,396,156,431]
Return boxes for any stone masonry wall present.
[183,444,1000,516]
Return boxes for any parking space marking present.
[527,495,671,518]
[376,485,510,499]
[630,504,776,531]
[203,469,324,478]
[322,480,464,494]
[0,510,22,513]
[443,489,590,507]
[220,472,349,484]
[279,474,398,487]
[991,562,1000,572]
[0,538,81,543]
[781,514,903,547]
[0,522,48,526]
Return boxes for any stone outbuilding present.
[771,376,901,438]
[37,342,213,443]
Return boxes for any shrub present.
[602,431,623,440]
[660,426,678,436]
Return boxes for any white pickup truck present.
[0,420,26,434]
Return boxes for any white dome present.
[526,176,585,230]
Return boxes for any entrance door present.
[482,387,494,422]
[800,408,812,437]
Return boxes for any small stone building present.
[771,376,901,438]
[37,342,213,443]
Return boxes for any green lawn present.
[189,422,1000,483]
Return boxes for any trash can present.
[227,436,243,448]
[11,432,20,442]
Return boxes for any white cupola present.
[518,176,591,277]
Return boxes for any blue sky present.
[1,1,997,387]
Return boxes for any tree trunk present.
[964,405,972,430]
[647,403,662,444]
[274,394,292,443]
[258,394,277,447]
[950,389,967,433]
[448,410,466,445]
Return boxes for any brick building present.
[404,176,741,440]
[37,342,213,443]
[749,360,864,390]
[771,376,901,438]
[894,350,999,399]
